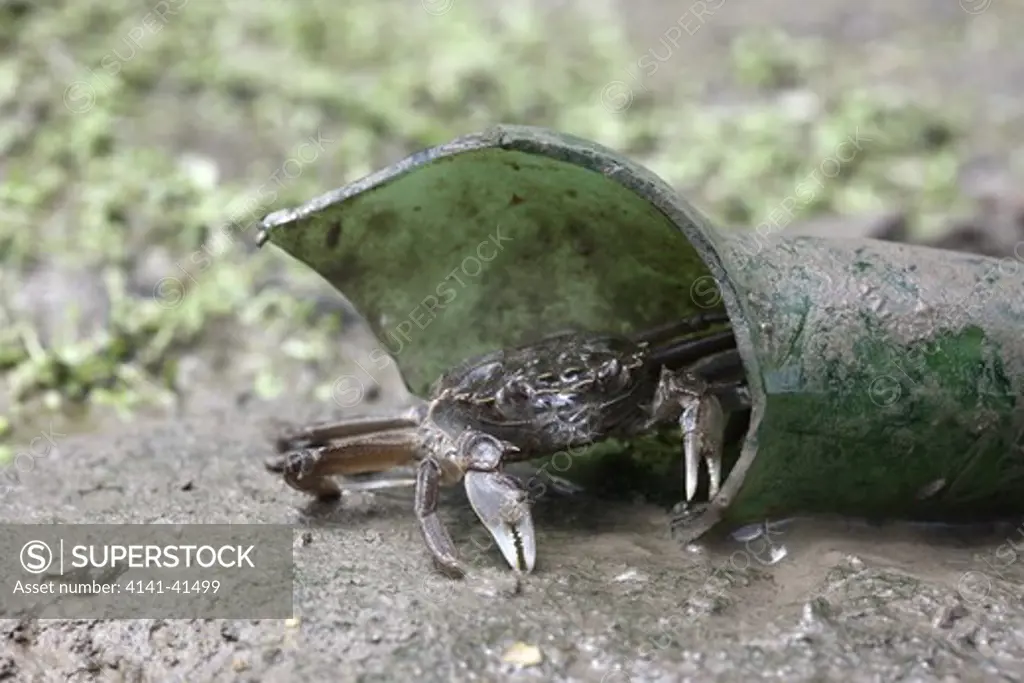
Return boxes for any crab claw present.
[464,470,536,573]
[681,394,726,502]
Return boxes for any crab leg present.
[266,429,420,499]
[686,348,744,385]
[274,405,425,452]
[648,329,737,371]
[415,459,465,578]
[630,311,731,346]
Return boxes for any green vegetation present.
[0,1,967,461]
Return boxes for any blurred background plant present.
[1,0,1021,462]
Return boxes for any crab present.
[266,311,750,577]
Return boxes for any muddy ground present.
[4,396,1024,683]
[3,0,1024,681]
[2,395,1024,683]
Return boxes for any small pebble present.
[501,642,543,668]
[933,603,969,629]
[766,545,788,565]
[284,617,300,628]
[613,569,646,583]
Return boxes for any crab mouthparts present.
[464,470,537,573]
